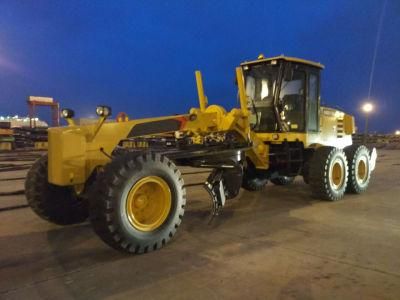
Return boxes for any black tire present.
[302,162,310,184]
[345,145,371,194]
[89,153,186,254]
[241,166,268,191]
[25,155,88,225]
[303,175,309,184]
[270,176,295,186]
[309,147,348,201]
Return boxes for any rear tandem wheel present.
[345,145,371,194]
[309,146,349,201]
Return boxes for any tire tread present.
[89,152,185,254]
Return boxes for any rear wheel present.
[270,176,295,186]
[25,155,88,225]
[345,145,371,194]
[302,161,310,184]
[89,153,186,254]
[309,147,348,201]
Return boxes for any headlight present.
[61,108,75,118]
[96,105,112,117]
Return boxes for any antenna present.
[367,0,387,100]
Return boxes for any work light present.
[60,108,75,119]
[96,106,112,117]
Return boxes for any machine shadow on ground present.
[2,179,315,272]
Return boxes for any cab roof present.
[241,55,325,69]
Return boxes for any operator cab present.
[241,55,324,133]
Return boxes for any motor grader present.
[25,55,377,254]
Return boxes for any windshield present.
[243,63,279,131]
[244,64,278,103]
[279,71,306,131]
[243,62,306,132]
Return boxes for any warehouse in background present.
[0,96,58,150]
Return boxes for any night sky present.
[0,1,399,133]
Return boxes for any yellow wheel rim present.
[330,159,345,189]
[126,176,171,232]
[357,159,367,182]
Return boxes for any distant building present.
[0,115,48,128]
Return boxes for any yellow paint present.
[344,114,355,135]
[90,116,107,142]
[195,71,208,112]
[332,161,344,186]
[66,118,76,126]
[0,142,12,151]
[125,176,171,232]
[235,67,250,118]
[48,114,189,186]
[34,141,48,150]
[256,132,308,144]
[122,140,148,149]
[357,159,367,182]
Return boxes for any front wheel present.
[89,153,186,254]
[309,147,348,201]
[25,155,88,225]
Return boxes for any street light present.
[362,103,373,113]
[362,102,374,144]
[395,130,400,136]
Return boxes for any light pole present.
[362,102,374,144]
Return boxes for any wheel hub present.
[356,157,368,184]
[126,176,172,232]
[330,159,345,190]
[134,195,148,208]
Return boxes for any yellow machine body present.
[47,56,355,187]
[254,107,354,148]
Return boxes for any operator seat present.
[282,94,304,131]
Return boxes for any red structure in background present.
[27,96,60,128]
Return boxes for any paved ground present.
[1,150,400,299]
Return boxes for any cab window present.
[279,70,306,132]
[307,73,319,131]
